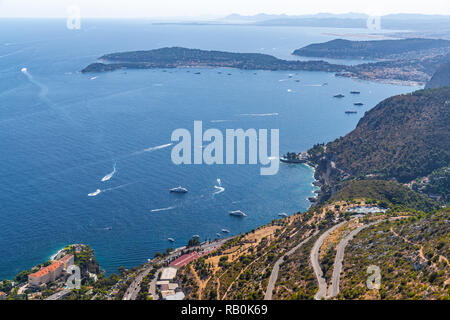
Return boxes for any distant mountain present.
[317,86,450,183]
[223,12,369,23]
[257,17,367,28]
[425,60,450,89]
[293,38,450,60]
[250,13,450,30]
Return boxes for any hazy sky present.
[0,0,449,18]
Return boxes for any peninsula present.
[82,47,348,73]
[82,43,450,85]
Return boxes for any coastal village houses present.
[28,254,75,287]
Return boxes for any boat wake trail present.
[131,143,173,156]
[88,182,136,197]
[213,186,225,195]
[103,182,136,192]
[150,206,176,213]
[21,67,79,128]
[238,113,279,117]
[213,178,225,195]
[21,68,50,102]
[210,119,232,123]
[101,162,117,182]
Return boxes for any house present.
[28,261,63,287]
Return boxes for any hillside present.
[293,38,450,60]
[338,208,449,300]
[81,47,348,73]
[172,179,446,300]
[426,61,450,88]
[319,86,450,183]
[328,180,439,212]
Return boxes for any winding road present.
[123,267,152,300]
[310,221,348,300]
[327,221,380,298]
[264,232,315,300]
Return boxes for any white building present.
[160,267,177,281]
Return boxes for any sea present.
[0,19,418,279]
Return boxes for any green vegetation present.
[323,87,450,183]
[426,61,450,89]
[187,237,201,247]
[418,165,450,204]
[82,47,349,73]
[329,180,439,212]
[293,38,450,60]
[338,209,449,300]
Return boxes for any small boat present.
[229,210,247,217]
[350,91,360,94]
[170,186,188,193]
[295,80,300,82]
[354,103,364,106]
[222,229,230,233]
[106,227,112,231]
[192,235,200,238]
[333,94,345,98]
[194,72,201,75]
[345,110,358,114]
[322,82,328,86]
[216,233,221,237]
[168,238,175,242]
[278,213,288,217]
[88,189,101,197]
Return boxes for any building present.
[59,254,75,271]
[28,261,63,287]
[160,290,176,299]
[160,267,177,281]
[165,292,185,300]
[169,252,200,268]
[0,292,6,300]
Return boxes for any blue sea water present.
[0,19,418,279]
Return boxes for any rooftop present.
[169,252,200,268]
[29,261,63,278]
[160,267,177,281]
[59,254,74,263]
